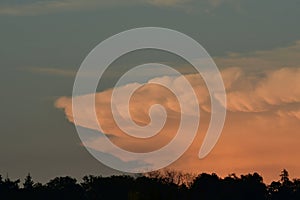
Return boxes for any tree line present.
[1,169,300,199]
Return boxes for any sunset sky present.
[1,0,300,183]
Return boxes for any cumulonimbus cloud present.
[55,65,300,181]
[54,65,300,158]
[53,39,300,180]
[56,66,300,125]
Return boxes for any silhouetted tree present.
[0,176,20,199]
[1,169,300,200]
[145,169,195,187]
[190,173,221,200]
[81,175,135,200]
[280,169,290,184]
[239,173,266,200]
[292,179,300,200]
[268,169,295,200]
[221,173,242,200]
[268,180,281,199]
[23,173,34,190]
[46,176,84,200]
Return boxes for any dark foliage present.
[0,169,299,200]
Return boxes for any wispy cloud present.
[215,40,300,70]
[0,0,104,15]
[0,0,182,15]
[146,0,191,7]
[0,0,236,16]
[28,67,76,77]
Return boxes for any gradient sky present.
[1,0,300,183]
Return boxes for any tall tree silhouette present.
[23,173,34,190]
[280,169,290,184]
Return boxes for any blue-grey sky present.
[1,0,300,183]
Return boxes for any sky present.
[1,0,300,183]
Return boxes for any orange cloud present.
[224,67,300,112]
[55,66,300,182]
